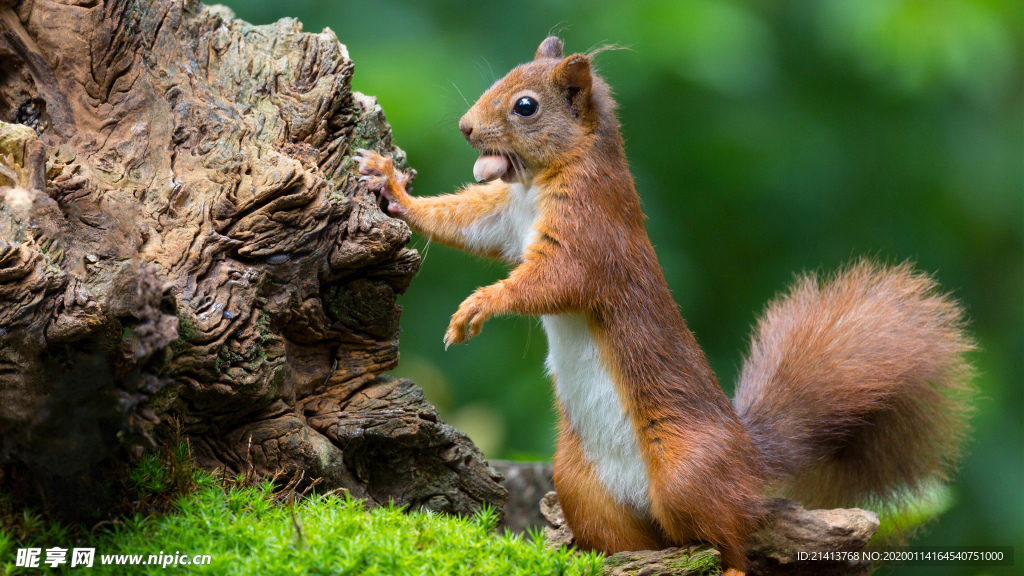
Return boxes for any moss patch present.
[1,463,603,575]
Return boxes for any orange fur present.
[353,37,975,572]
[733,261,976,509]
[355,152,514,259]
[553,407,668,553]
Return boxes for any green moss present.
[126,453,170,495]
[665,545,722,575]
[322,280,397,338]
[323,284,348,320]
[604,544,721,576]
[176,312,197,343]
[1,467,604,575]
[217,348,243,364]
[252,310,271,344]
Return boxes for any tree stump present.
[0,0,504,519]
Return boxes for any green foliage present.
[1,459,602,575]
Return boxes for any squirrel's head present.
[460,37,601,184]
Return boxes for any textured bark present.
[742,500,878,576]
[0,0,504,519]
[601,545,724,576]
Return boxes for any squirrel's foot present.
[444,289,493,349]
[353,148,409,217]
[722,569,745,576]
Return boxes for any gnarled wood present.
[0,0,504,519]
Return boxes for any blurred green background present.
[221,0,1021,572]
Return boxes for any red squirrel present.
[354,36,975,575]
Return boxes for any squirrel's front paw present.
[353,148,392,186]
[353,148,409,216]
[444,291,493,349]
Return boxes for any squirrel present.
[354,36,975,575]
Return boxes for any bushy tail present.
[733,260,975,511]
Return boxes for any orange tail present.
[733,260,975,510]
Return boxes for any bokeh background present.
[220,0,1021,572]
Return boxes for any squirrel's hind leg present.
[643,420,764,573]
[553,419,666,553]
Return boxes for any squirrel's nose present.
[459,121,473,142]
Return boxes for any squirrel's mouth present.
[473,150,527,183]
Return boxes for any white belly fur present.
[464,181,651,510]
[462,183,539,262]
[543,313,652,513]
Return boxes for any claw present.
[352,149,408,218]
[444,319,467,349]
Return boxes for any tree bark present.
[0,0,504,519]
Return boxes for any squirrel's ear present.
[554,54,593,118]
[554,53,592,91]
[535,36,564,60]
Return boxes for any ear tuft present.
[554,53,592,91]
[535,36,564,60]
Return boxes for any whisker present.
[481,56,495,83]
[513,153,527,181]
[420,238,432,266]
[431,111,459,133]
[450,80,471,108]
[505,151,520,179]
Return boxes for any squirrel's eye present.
[512,97,538,117]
